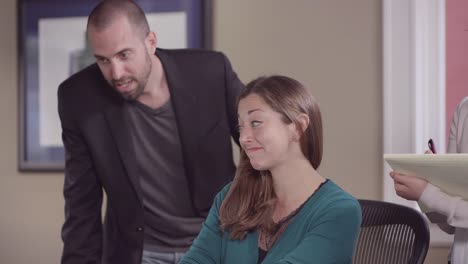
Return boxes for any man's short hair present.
[87,0,150,37]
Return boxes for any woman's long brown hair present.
[219,75,323,240]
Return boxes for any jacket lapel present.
[103,96,143,202]
[157,50,200,190]
[101,49,201,202]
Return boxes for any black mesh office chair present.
[353,199,430,264]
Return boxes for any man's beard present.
[115,78,145,101]
[111,53,152,101]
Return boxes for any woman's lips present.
[246,147,263,153]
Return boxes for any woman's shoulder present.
[320,180,359,203]
[212,182,233,205]
[458,96,468,107]
[295,180,362,233]
[456,97,468,116]
[310,180,362,216]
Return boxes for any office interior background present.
[1,0,467,263]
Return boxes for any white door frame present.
[383,0,451,246]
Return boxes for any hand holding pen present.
[389,138,435,200]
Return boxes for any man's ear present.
[145,31,157,53]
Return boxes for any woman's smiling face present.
[237,94,296,171]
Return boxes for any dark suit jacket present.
[58,49,243,264]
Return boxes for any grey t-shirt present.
[127,99,204,253]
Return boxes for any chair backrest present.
[353,199,430,264]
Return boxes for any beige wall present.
[214,0,383,199]
[0,0,65,263]
[0,0,449,263]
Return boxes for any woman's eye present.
[251,121,262,127]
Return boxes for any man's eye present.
[97,58,109,64]
[120,52,130,59]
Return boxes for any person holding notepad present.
[390,96,468,264]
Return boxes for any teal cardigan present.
[180,180,361,264]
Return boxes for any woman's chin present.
[250,160,268,171]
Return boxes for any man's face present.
[88,17,154,101]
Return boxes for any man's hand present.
[390,171,428,201]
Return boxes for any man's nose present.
[110,62,124,80]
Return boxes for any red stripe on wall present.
[446,0,468,145]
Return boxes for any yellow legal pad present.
[384,154,468,201]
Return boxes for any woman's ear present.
[295,113,310,140]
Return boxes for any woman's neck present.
[270,158,325,221]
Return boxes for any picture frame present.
[18,0,213,171]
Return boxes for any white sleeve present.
[419,183,468,229]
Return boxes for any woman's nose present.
[239,127,252,145]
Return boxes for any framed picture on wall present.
[18,0,213,171]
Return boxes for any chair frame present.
[353,199,430,264]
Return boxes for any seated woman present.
[180,75,362,264]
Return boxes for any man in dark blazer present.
[58,1,243,264]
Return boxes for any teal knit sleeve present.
[179,183,232,264]
[273,198,362,264]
